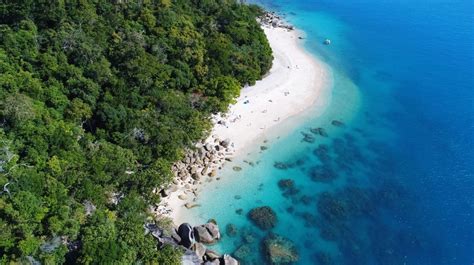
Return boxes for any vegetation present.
[0,0,272,263]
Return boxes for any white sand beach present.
[158,25,331,224]
[209,26,329,155]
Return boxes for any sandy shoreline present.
[158,25,331,225]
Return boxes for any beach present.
[158,24,331,225]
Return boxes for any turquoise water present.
[186,1,474,264]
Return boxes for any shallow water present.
[186,1,474,264]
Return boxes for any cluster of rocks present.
[153,135,234,214]
[172,136,233,186]
[248,206,278,230]
[230,206,299,264]
[146,221,239,265]
[258,11,294,30]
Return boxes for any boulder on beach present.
[194,222,221,244]
[248,206,277,230]
[220,138,231,148]
[263,233,299,264]
[185,203,201,209]
[177,223,195,248]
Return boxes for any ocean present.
[186,0,474,264]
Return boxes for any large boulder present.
[203,260,220,265]
[262,233,299,264]
[220,138,231,148]
[194,222,220,244]
[182,249,201,265]
[192,242,206,261]
[221,254,239,265]
[248,206,277,230]
[177,223,195,248]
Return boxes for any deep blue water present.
[188,1,474,264]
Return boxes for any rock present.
[248,206,277,230]
[235,208,243,215]
[178,194,187,200]
[205,222,220,239]
[185,203,201,209]
[203,260,220,265]
[193,242,206,261]
[205,249,221,260]
[263,233,299,264]
[209,169,217,177]
[177,223,195,248]
[260,145,268,151]
[221,254,239,265]
[205,143,213,151]
[232,166,242,172]
[310,127,328,137]
[233,244,251,261]
[301,132,316,143]
[182,249,201,265]
[220,138,231,148]
[194,222,220,244]
[159,189,169,197]
[226,223,238,237]
[274,162,288,170]
[201,166,209,176]
[171,229,181,244]
[191,172,201,180]
[278,179,295,189]
[331,120,345,127]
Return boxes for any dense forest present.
[0,0,272,263]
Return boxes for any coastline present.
[158,23,332,225]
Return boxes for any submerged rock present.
[313,144,331,163]
[277,179,295,189]
[233,244,252,261]
[314,251,335,265]
[331,120,345,127]
[248,206,277,230]
[226,223,238,237]
[278,179,299,198]
[232,166,242,172]
[310,127,328,137]
[274,162,289,170]
[301,132,316,143]
[263,233,299,264]
[308,165,337,182]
